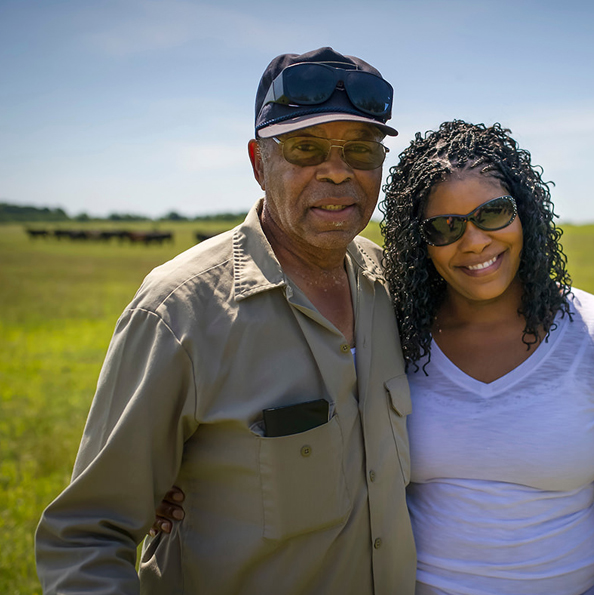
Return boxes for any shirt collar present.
[233,199,384,301]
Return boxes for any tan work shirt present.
[36,200,416,594]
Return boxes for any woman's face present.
[423,171,523,305]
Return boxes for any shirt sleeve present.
[35,307,199,595]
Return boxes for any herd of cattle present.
[26,228,219,245]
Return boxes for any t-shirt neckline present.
[430,311,570,397]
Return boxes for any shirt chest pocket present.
[385,375,412,485]
[257,414,352,541]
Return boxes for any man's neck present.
[260,210,356,346]
[261,210,350,273]
[285,263,356,348]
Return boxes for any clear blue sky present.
[1,0,593,222]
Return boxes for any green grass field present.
[1,220,593,594]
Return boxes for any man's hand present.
[149,486,186,536]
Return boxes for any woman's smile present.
[425,172,523,304]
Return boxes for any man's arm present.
[36,307,198,594]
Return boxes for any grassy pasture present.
[1,220,593,594]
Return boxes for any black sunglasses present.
[421,195,518,246]
[263,62,393,118]
[273,135,389,170]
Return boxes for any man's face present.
[250,121,384,261]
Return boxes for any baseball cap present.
[255,47,398,138]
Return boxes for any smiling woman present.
[381,120,594,595]
[424,173,524,310]
[382,120,572,372]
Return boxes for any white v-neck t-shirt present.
[406,288,594,595]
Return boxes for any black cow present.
[195,231,218,244]
[26,229,50,239]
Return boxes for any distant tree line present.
[161,210,247,222]
[0,202,247,224]
[0,203,69,223]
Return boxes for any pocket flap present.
[384,375,412,416]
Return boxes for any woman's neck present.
[432,278,542,383]
[436,276,524,332]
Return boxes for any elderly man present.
[36,47,415,594]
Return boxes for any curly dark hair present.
[380,120,572,372]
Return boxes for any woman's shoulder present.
[569,287,594,308]
[566,287,594,333]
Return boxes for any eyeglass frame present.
[271,135,390,170]
[420,195,518,246]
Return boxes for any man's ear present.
[248,139,265,191]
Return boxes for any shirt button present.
[374,538,382,549]
[369,470,376,482]
[300,445,312,457]
[340,343,350,353]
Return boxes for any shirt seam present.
[348,242,384,282]
[152,258,234,310]
[127,306,199,422]
[232,221,286,299]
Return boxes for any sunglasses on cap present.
[420,195,518,247]
[263,62,393,119]
[273,135,389,170]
